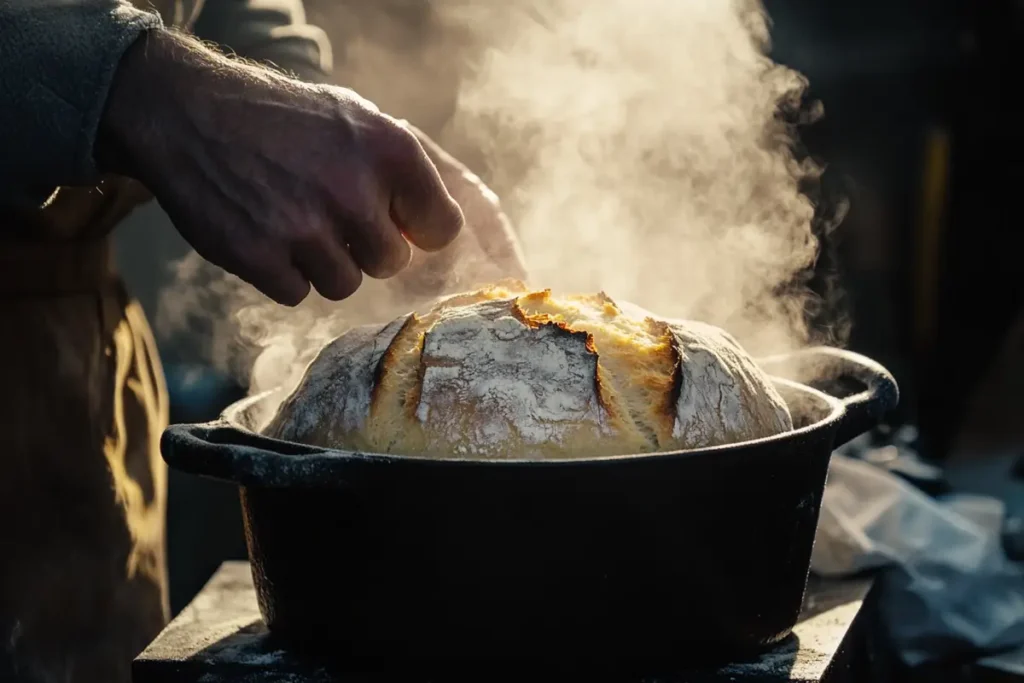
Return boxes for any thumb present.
[376,122,464,252]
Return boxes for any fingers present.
[346,223,412,280]
[169,114,471,309]
[164,204,312,307]
[225,245,312,307]
[319,173,413,280]
[470,211,530,281]
[393,122,529,281]
[376,125,465,252]
[247,263,311,307]
[270,176,413,301]
[291,236,363,302]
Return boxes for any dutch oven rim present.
[160,345,898,486]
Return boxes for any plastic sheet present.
[811,439,1024,670]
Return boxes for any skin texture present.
[96,28,473,307]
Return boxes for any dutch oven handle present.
[160,420,350,487]
[758,346,900,448]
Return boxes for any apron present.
[0,2,202,681]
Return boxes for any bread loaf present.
[264,281,793,459]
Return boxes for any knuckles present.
[370,117,429,168]
[283,219,325,246]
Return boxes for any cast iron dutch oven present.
[161,345,898,667]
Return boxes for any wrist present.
[94,27,303,182]
[95,28,200,179]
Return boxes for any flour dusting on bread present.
[264,280,793,459]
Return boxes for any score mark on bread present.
[264,280,793,459]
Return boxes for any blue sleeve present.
[193,0,333,83]
[0,0,164,208]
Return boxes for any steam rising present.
[157,0,839,415]
[444,0,823,353]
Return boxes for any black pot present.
[161,346,898,669]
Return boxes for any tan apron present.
[0,3,202,681]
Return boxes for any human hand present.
[97,29,464,306]
[389,122,529,300]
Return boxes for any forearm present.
[0,0,163,208]
[193,0,332,83]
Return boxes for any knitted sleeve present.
[0,1,163,208]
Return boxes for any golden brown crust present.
[368,313,419,418]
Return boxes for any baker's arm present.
[192,0,332,84]
[0,0,162,208]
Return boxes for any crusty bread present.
[263,280,793,459]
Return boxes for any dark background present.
[111,0,1024,616]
